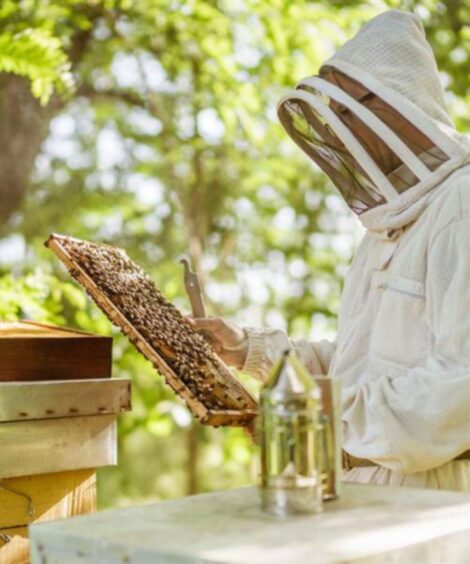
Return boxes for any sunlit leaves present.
[0,271,86,322]
[0,28,73,104]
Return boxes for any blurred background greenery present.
[0,0,468,508]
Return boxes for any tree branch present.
[76,84,162,118]
[77,84,144,106]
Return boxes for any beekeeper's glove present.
[187,316,248,369]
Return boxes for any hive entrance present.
[45,234,257,427]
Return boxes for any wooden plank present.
[0,415,116,478]
[29,485,470,564]
[0,469,96,529]
[0,469,96,564]
[202,409,259,427]
[45,234,257,427]
[0,526,29,564]
[0,321,112,382]
[0,378,131,423]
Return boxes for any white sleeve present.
[343,220,470,474]
[241,326,336,382]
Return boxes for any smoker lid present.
[262,350,321,399]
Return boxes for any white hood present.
[277,10,470,235]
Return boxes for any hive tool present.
[180,258,207,318]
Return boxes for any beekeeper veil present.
[277,10,470,228]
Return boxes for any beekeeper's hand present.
[187,316,248,369]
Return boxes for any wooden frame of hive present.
[45,234,258,427]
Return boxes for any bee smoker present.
[258,350,324,516]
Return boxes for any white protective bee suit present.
[241,10,470,490]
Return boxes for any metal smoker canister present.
[258,350,324,516]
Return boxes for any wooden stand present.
[0,469,96,564]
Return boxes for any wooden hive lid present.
[0,321,112,382]
[0,320,105,338]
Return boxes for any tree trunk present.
[0,6,104,229]
[0,74,59,227]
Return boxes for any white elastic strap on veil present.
[277,89,399,202]
[327,60,458,159]
[299,77,433,182]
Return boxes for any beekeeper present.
[190,10,470,491]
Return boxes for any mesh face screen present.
[278,97,385,214]
[278,83,449,214]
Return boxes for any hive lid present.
[0,321,112,382]
[0,320,106,338]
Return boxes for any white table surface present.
[30,483,470,563]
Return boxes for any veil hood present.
[277,10,470,235]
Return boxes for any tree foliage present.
[1,0,468,507]
[0,27,72,104]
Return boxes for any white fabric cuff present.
[241,327,290,382]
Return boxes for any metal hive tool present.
[180,258,206,319]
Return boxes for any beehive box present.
[0,378,130,478]
[0,321,112,381]
[0,377,131,563]
[45,234,258,427]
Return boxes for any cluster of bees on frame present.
[60,238,250,413]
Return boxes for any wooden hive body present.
[0,321,112,381]
[45,234,258,427]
